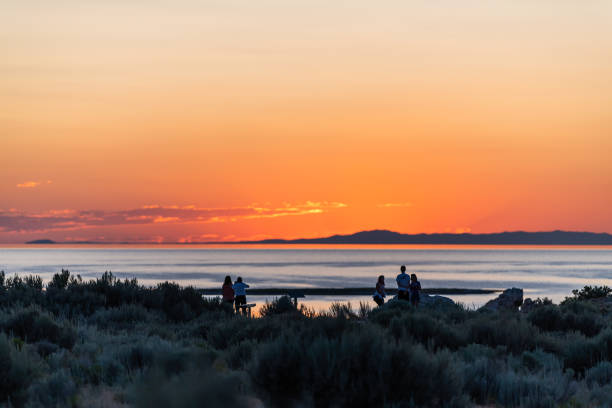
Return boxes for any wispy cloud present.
[377,202,413,208]
[443,227,472,234]
[153,216,180,223]
[178,233,219,243]
[0,201,348,233]
[17,181,40,188]
[16,180,52,189]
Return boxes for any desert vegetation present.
[1,269,612,407]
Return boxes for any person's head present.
[411,273,418,282]
[236,276,243,283]
[378,275,385,284]
[400,265,406,273]
[223,275,232,285]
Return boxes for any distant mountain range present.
[243,230,612,245]
[26,230,612,245]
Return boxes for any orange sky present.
[1,0,611,243]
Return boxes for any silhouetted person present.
[373,275,386,306]
[396,265,410,301]
[409,273,421,307]
[222,275,234,306]
[233,276,250,314]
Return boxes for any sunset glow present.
[1,0,611,243]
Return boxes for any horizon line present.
[16,229,612,245]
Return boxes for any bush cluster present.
[2,271,612,407]
[0,270,228,321]
[565,285,612,302]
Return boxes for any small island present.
[25,239,56,244]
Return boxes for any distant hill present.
[25,239,56,244]
[237,230,612,245]
[22,230,612,245]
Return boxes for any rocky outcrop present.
[481,288,523,312]
[389,293,456,309]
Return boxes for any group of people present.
[221,276,250,313]
[220,265,419,312]
[373,265,421,307]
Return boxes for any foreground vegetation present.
[1,270,612,407]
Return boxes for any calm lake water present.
[1,245,612,311]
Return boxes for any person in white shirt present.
[233,276,250,314]
[396,265,410,301]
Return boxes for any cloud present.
[0,201,348,233]
[178,233,219,243]
[16,180,52,189]
[377,202,413,208]
[16,181,41,188]
[153,216,180,223]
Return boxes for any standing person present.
[396,265,410,301]
[222,276,235,306]
[409,273,421,307]
[233,276,250,314]
[373,275,386,306]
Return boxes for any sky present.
[1,0,611,243]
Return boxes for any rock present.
[388,293,456,309]
[481,288,523,312]
[420,293,456,308]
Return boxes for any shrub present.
[461,355,502,404]
[99,354,125,385]
[116,342,156,372]
[561,329,612,374]
[1,270,230,321]
[462,349,571,407]
[259,296,299,317]
[528,305,563,332]
[529,303,604,337]
[207,319,246,349]
[585,361,612,388]
[325,302,359,320]
[389,311,466,350]
[27,369,77,408]
[1,307,77,349]
[0,273,45,307]
[225,340,256,370]
[466,314,538,353]
[207,316,287,350]
[47,269,71,290]
[564,285,612,303]
[494,369,563,408]
[35,340,59,357]
[520,350,563,373]
[90,304,151,329]
[357,301,372,319]
[368,299,413,326]
[131,367,252,408]
[0,333,41,407]
[250,327,465,407]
